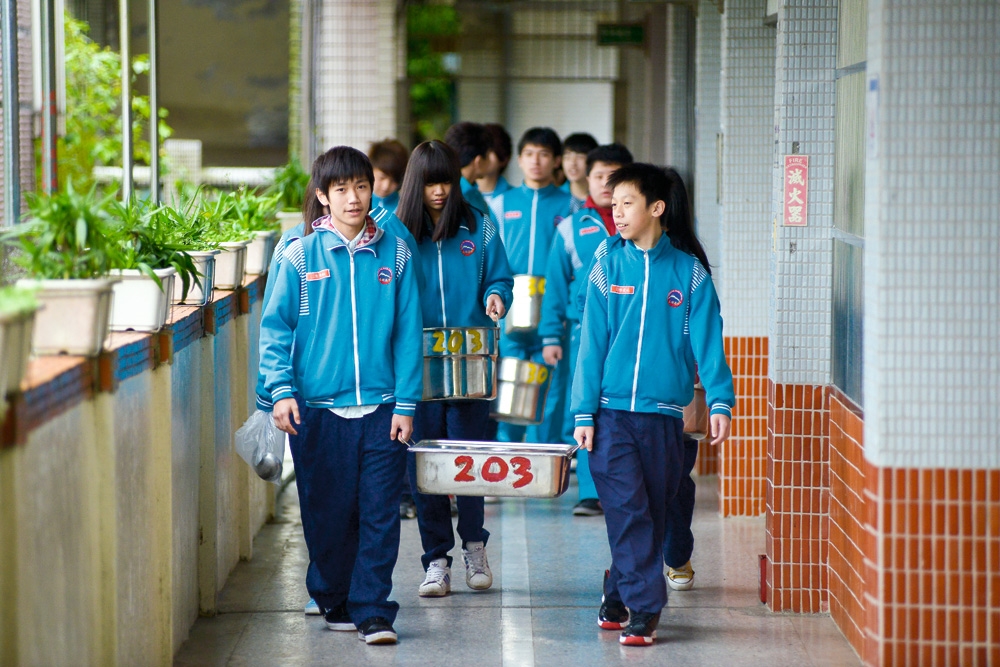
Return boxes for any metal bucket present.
[490,357,552,425]
[504,274,545,336]
[422,327,499,400]
[409,439,579,498]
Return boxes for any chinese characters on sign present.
[783,155,809,227]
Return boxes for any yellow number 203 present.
[433,330,481,354]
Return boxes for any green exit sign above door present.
[596,23,645,46]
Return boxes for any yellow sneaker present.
[667,561,695,591]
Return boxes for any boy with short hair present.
[572,164,734,646]
[443,122,495,223]
[260,146,423,645]
[369,139,409,214]
[560,133,599,213]
[489,127,573,444]
[539,143,633,516]
[477,123,514,204]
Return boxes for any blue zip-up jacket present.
[558,181,586,214]
[571,233,735,427]
[413,212,514,329]
[254,206,419,410]
[489,183,573,277]
[460,177,495,225]
[481,176,512,207]
[372,190,400,215]
[538,208,614,347]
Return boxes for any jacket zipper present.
[631,251,650,411]
[348,250,362,404]
[437,242,447,327]
[528,189,538,274]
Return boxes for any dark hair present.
[586,143,634,175]
[563,132,598,155]
[443,122,490,169]
[606,163,711,273]
[484,123,512,170]
[395,141,478,244]
[302,146,375,236]
[368,138,409,185]
[517,127,562,156]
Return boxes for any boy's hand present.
[391,414,414,443]
[709,414,731,446]
[273,398,300,435]
[542,345,563,365]
[485,294,507,321]
[574,426,595,452]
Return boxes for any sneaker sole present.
[418,587,450,598]
[325,621,355,631]
[572,507,604,516]
[597,619,628,630]
[467,578,493,590]
[619,633,655,646]
[359,630,398,644]
[668,578,694,591]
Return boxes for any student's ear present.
[553,153,563,169]
[315,188,329,207]
[650,199,666,219]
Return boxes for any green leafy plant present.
[267,159,310,213]
[0,285,39,317]
[226,187,281,233]
[1,182,124,279]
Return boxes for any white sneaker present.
[418,558,451,597]
[462,542,493,590]
[304,598,321,615]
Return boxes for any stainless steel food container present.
[682,382,709,440]
[422,326,499,400]
[409,439,579,498]
[504,274,545,335]
[489,357,552,425]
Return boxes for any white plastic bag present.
[235,409,285,484]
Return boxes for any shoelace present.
[465,547,488,574]
[425,563,449,584]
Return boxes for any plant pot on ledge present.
[110,267,177,332]
[0,290,40,400]
[16,278,120,356]
[172,250,219,306]
[214,241,249,290]
[276,210,303,234]
[246,230,277,276]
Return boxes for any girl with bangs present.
[395,140,514,599]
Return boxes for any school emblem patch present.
[505,211,522,220]
[610,285,635,295]
[667,289,684,307]
[377,267,393,285]
[460,240,476,256]
[579,225,602,236]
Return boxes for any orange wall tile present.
[720,337,768,516]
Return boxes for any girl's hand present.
[709,414,731,446]
[485,294,506,321]
[574,426,595,452]
[542,345,563,365]
[391,414,413,443]
[273,398,300,435]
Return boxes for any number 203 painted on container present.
[431,330,483,354]
[453,455,534,488]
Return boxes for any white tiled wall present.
[719,0,775,337]
[863,0,1000,469]
[694,0,722,273]
[313,0,398,153]
[769,0,838,385]
[663,4,693,180]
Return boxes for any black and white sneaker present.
[573,498,603,516]
[597,570,629,630]
[357,616,398,645]
[619,611,660,646]
[400,494,417,520]
[324,602,354,631]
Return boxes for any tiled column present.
[717,0,773,516]
[764,0,838,613]
[312,0,399,153]
[860,1,1000,664]
[692,0,722,476]
[0,0,35,220]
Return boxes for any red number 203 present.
[453,455,534,488]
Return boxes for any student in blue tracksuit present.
[395,140,514,599]
[260,146,423,646]
[369,139,409,214]
[572,164,735,647]
[489,127,573,444]
[477,123,513,206]
[443,122,496,225]
[559,133,598,215]
[539,143,633,516]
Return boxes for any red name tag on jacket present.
[306,269,330,281]
[579,225,602,236]
[610,284,634,295]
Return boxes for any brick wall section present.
[765,381,830,613]
[718,336,768,516]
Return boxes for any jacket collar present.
[313,215,383,254]
[624,231,671,260]
[519,182,560,196]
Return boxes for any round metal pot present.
[489,356,552,425]
[504,274,545,336]
[422,326,499,400]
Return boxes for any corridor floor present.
[174,473,861,667]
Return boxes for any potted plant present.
[105,197,201,331]
[0,183,122,356]
[227,187,281,276]
[193,190,255,291]
[0,286,40,404]
[154,197,220,306]
[267,158,309,233]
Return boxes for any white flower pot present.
[245,230,277,276]
[172,250,219,306]
[277,210,303,233]
[0,305,38,398]
[15,278,119,356]
[109,267,177,332]
[214,241,250,290]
